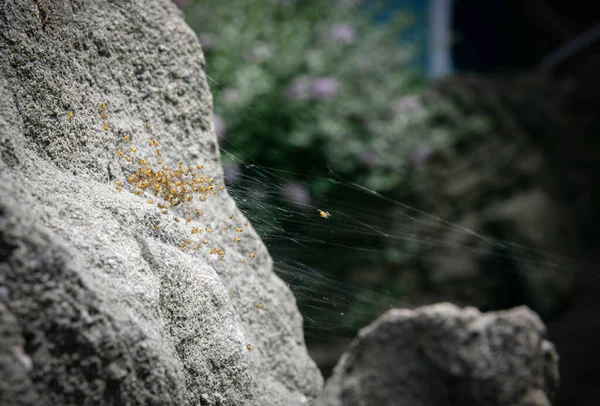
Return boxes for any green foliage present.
[184,0,429,192]
[182,0,495,337]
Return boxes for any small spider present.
[318,209,330,219]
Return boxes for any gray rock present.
[316,303,559,406]
[0,0,322,405]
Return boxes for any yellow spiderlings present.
[235,227,243,233]
[67,111,73,119]
[99,103,106,111]
[318,210,330,219]
[249,253,256,258]
[109,116,237,261]
[240,258,246,264]
[103,123,109,131]
[228,214,233,219]
[246,344,252,351]
[256,304,263,310]
[234,237,240,243]
[101,112,107,120]
[244,221,248,227]
[230,291,235,297]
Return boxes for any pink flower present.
[173,0,191,8]
[390,95,422,115]
[311,77,339,100]
[358,148,377,167]
[212,113,226,138]
[331,24,356,44]
[287,76,340,101]
[198,33,214,52]
[286,76,312,100]
[280,182,311,209]
[409,144,432,167]
[223,164,241,184]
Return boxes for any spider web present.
[228,151,593,275]
[195,74,600,375]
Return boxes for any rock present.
[0,1,322,405]
[316,303,559,406]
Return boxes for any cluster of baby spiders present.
[98,102,256,262]
[91,102,267,352]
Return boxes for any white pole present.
[427,0,454,78]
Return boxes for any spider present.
[318,209,330,219]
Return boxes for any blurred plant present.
[182,0,493,340]
[184,0,433,193]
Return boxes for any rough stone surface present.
[0,1,322,405]
[316,303,559,406]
